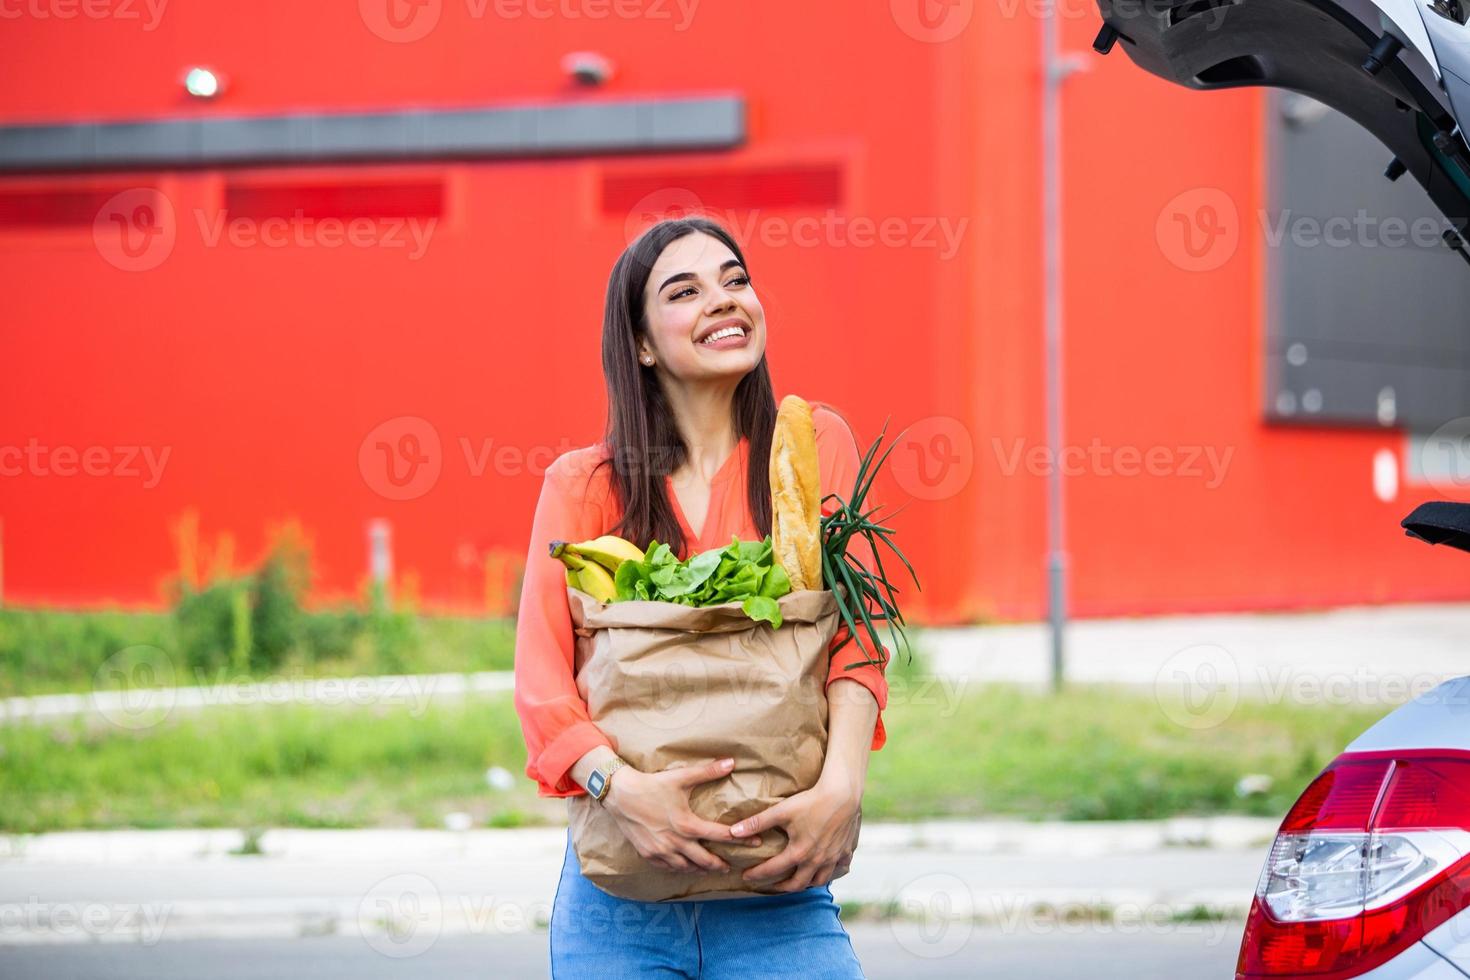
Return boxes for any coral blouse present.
[513,402,891,798]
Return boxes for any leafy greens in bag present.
[613,534,793,627]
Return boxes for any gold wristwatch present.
[586,756,628,804]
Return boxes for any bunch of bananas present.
[549,535,645,603]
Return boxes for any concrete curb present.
[0,817,1281,864]
[0,821,1268,946]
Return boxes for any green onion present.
[820,418,922,672]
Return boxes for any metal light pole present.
[1042,2,1084,693]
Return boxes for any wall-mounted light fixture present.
[182,67,224,100]
[561,52,614,87]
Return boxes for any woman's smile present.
[696,320,751,351]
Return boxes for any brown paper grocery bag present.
[565,586,855,902]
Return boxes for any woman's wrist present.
[816,765,865,808]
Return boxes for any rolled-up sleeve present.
[512,455,615,797]
[813,406,891,752]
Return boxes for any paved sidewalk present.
[922,601,1470,702]
[0,819,1275,946]
[6,602,1468,725]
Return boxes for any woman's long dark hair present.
[596,217,777,558]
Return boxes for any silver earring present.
[640,354,654,366]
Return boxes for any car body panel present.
[1425,907,1470,977]
[1094,0,1470,252]
[1344,675,1470,752]
[1417,2,1470,123]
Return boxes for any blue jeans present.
[549,830,866,979]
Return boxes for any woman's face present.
[639,231,766,384]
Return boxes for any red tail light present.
[1237,751,1470,979]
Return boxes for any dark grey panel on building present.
[0,96,746,173]
[1264,90,1470,433]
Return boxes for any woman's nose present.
[705,292,737,314]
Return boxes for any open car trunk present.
[1094,0,1470,264]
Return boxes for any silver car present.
[1091,3,1470,975]
[1246,502,1470,979]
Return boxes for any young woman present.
[513,216,890,978]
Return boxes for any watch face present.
[588,771,605,797]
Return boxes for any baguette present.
[770,395,823,591]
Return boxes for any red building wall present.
[0,2,1460,622]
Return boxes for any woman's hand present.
[728,775,862,892]
[602,757,764,874]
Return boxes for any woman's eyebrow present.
[657,258,743,293]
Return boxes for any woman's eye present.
[668,274,747,301]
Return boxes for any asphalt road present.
[1,924,1243,979]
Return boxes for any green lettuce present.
[612,534,793,627]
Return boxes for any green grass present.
[0,649,1394,832]
[0,607,516,698]
[865,677,1385,821]
[0,697,554,833]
